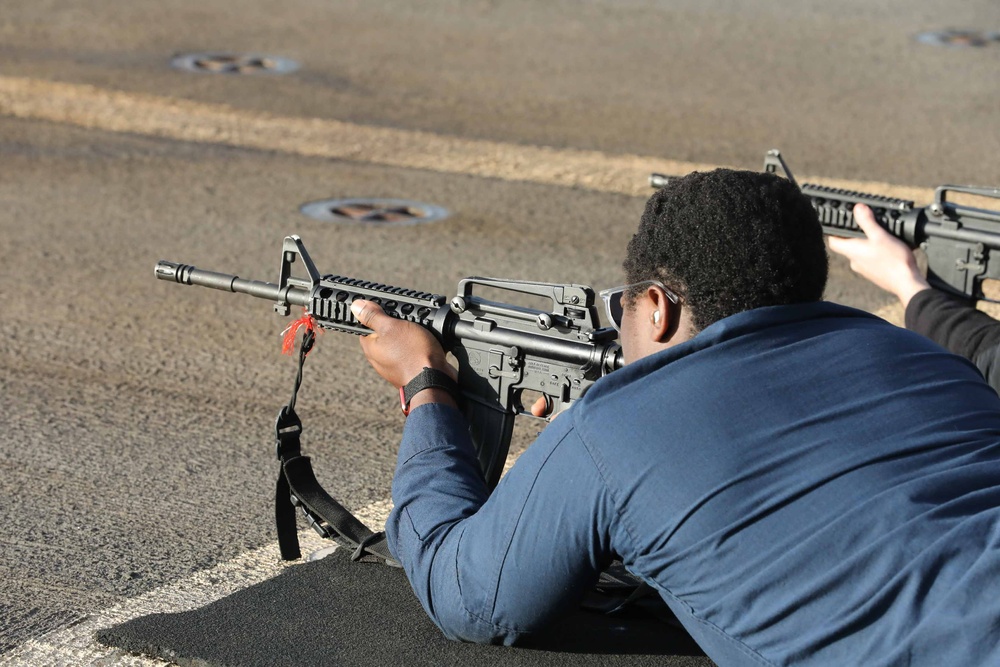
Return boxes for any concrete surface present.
[0,0,997,662]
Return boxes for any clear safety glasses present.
[598,280,680,332]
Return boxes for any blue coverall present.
[387,302,1000,666]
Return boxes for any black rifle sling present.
[274,328,399,566]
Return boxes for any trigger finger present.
[530,395,552,418]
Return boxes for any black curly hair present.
[624,168,828,333]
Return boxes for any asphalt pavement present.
[1,0,997,662]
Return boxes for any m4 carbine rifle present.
[651,150,1000,302]
[156,236,622,492]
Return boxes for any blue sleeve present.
[385,403,615,645]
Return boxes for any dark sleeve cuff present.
[905,288,1000,363]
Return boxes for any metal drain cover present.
[914,30,1000,48]
[171,52,300,74]
[300,198,450,226]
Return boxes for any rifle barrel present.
[155,261,311,306]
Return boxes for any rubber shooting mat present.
[96,547,711,666]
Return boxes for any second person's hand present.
[827,203,931,308]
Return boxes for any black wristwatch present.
[399,368,461,416]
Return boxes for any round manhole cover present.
[171,52,300,74]
[299,198,451,226]
[914,30,1000,48]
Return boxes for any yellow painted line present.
[0,75,934,202]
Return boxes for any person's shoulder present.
[800,301,955,352]
[763,301,926,343]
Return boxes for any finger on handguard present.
[350,299,385,331]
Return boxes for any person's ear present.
[646,285,678,343]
